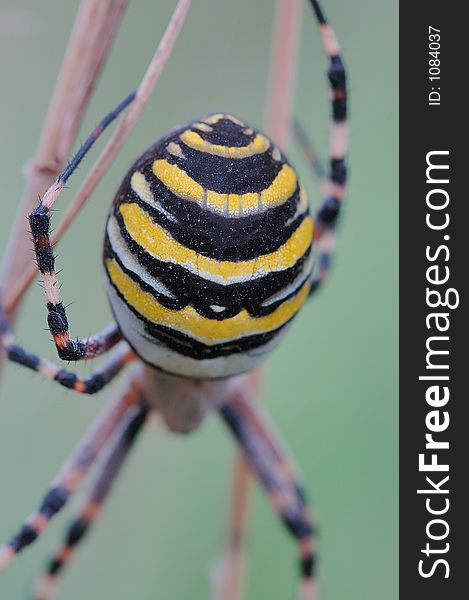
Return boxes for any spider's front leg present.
[1,95,138,389]
[219,377,317,600]
[29,203,119,361]
[28,92,136,362]
[0,302,135,394]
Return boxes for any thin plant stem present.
[3,0,193,315]
[0,0,128,305]
[0,0,128,373]
[265,0,302,148]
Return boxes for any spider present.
[0,1,347,598]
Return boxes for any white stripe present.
[285,186,309,227]
[106,215,177,300]
[130,171,178,223]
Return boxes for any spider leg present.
[292,119,327,187]
[32,402,149,600]
[304,0,348,297]
[0,303,134,394]
[0,367,144,570]
[28,93,135,362]
[219,381,317,600]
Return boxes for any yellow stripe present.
[119,203,313,283]
[180,129,270,158]
[106,258,310,344]
[204,113,244,126]
[152,159,297,214]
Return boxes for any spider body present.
[104,113,314,379]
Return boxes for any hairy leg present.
[0,366,144,570]
[33,402,149,600]
[220,378,317,599]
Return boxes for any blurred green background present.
[0,1,397,599]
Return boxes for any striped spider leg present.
[220,376,316,599]
[33,400,149,600]
[0,94,139,393]
[0,304,134,394]
[0,367,145,572]
[28,92,135,362]
[306,0,348,297]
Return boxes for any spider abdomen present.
[103,113,314,378]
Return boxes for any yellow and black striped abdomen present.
[103,113,314,378]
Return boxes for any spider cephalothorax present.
[104,113,314,378]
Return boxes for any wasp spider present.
[0,1,347,598]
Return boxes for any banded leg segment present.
[33,402,149,600]
[0,369,144,570]
[219,389,317,598]
[304,0,348,296]
[1,302,134,394]
[29,93,135,361]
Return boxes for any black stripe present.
[192,117,254,147]
[54,370,78,389]
[329,56,347,122]
[105,226,312,318]
[103,234,184,311]
[47,302,69,335]
[316,196,340,226]
[40,486,70,518]
[300,554,315,579]
[10,524,39,552]
[48,557,64,576]
[141,321,286,360]
[66,517,89,546]
[6,345,41,370]
[168,143,281,195]
[29,205,54,274]
[120,179,306,261]
[330,157,347,185]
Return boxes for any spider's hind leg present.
[32,401,149,600]
[219,380,318,600]
[0,368,144,571]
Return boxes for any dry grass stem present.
[266,0,302,148]
[3,0,193,315]
[0,0,128,305]
[0,0,128,375]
